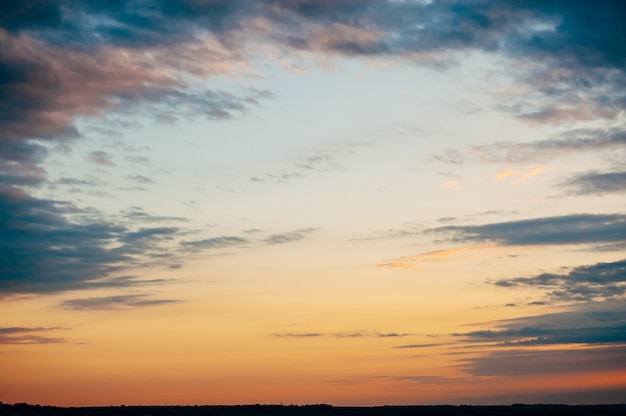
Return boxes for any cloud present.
[377,246,489,269]
[460,346,626,377]
[250,172,303,183]
[395,343,448,349]
[271,333,324,338]
[495,169,519,181]
[512,166,545,184]
[87,151,115,166]
[561,170,626,195]
[180,236,249,251]
[435,127,626,165]
[493,259,626,303]
[0,327,65,344]
[431,213,626,248]
[2,1,626,303]
[263,228,318,245]
[2,0,623,157]
[272,330,411,339]
[125,174,155,185]
[120,206,188,223]
[443,181,462,191]
[0,185,182,296]
[332,331,413,338]
[454,300,626,346]
[60,294,178,310]
[56,176,107,187]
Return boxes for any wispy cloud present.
[495,169,520,181]
[271,333,324,338]
[454,300,626,346]
[460,346,626,377]
[125,174,155,185]
[512,167,545,184]
[60,294,178,310]
[263,228,318,245]
[493,259,626,303]
[394,343,447,349]
[120,207,188,223]
[377,246,490,269]
[430,213,626,249]
[561,170,626,195]
[0,327,65,344]
[87,151,115,166]
[435,128,626,164]
[272,330,412,339]
[0,185,183,296]
[180,236,249,252]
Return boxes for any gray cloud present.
[56,176,107,187]
[332,331,413,338]
[120,206,188,223]
[271,333,324,338]
[0,326,65,344]
[454,300,626,346]
[250,172,303,183]
[263,228,318,245]
[395,343,448,349]
[3,0,626,301]
[0,185,182,296]
[125,174,155,185]
[561,170,626,195]
[87,150,116,166]
[272,330,411,339]
[460,346,626,377]
[493,259,626,303]
[431,213,626,248]
[3,0,624,182]
[180,236,249,251]
[435,127,626,164]
[60,294,178,310]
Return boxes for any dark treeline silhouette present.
[2,403,626,416]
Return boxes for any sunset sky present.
[1,0,626,407]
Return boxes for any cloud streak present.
[460,346,626,377]
[493,259,626,303]
[561,171,626,195]
[454,300,626,346]
[431,213,626,248]
[0,185,182,296]
[60,294,178,310]
[0,327,65,344]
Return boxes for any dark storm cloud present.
[493,259,626,303]
[0,326,65,344]
[431,213,626,248]
[0,185,182,296]
[60,294,178,310]
[454,300,626,346]
[562,170,626,195]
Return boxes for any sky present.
[1,0,626,407]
